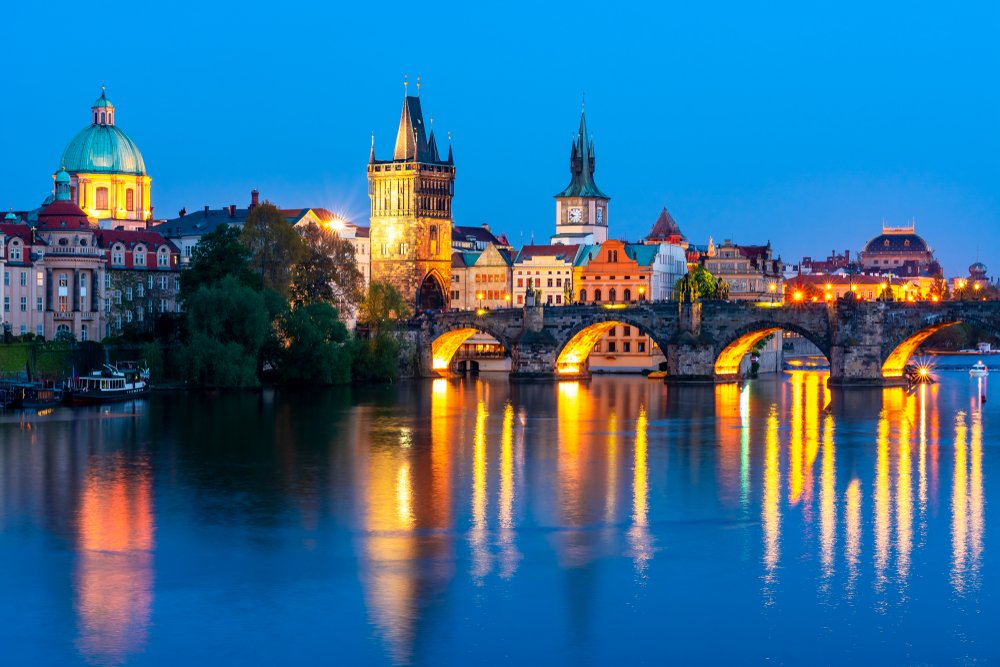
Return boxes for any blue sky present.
[4,0,998,275]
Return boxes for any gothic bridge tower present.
[368,88,455,310]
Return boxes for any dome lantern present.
[91,86,115,126]
[54,168,71,201]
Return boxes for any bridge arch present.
[880,312,1000,379]
[713,321,831,376]
[554,313,667,375]
[430,321,513,375]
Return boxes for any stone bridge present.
[413,300,1000,386]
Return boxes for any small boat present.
[8,383,64,409]
[66,363,150,405]
[969,360,989,378]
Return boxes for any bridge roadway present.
[412,300,1000,386]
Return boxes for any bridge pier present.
[663,341,735,384]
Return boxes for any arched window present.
[579,289,587,303]
[96,187,109,210]
[100,112,106,124]
[80,325,88,342]
[429,226,439,255]
[623,288,632,302]
[126,188,135,211]
[594,289,602,302]
[134,246,146,267]
[609,287,617,302]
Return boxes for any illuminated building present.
[784,273,923,302]
[702,239,784,301]
[58,89,152,231]
[449,245,513,311]
[551,106,610,245]
[368,89,455,310]
[1,169,180,340]
[859,222,938,278]
[512,245,580,306]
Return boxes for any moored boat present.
[66,364,150,405]
[969,360,989,378]
[8,383,64,409]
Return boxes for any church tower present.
[368,88,455,311]
[551,106,609,245]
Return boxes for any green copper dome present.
[60,123,147,176]
[92,90,114,108]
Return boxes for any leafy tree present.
[674,266,727,302]
[241,203,305,297]
[180,225,259,301]
[289,222,364,312]
[276,302,352,385]
[351,334,401,383]
[180,276,270,386]
[929,277,949,301]
[359,281,411,337]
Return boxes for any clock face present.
[568,207,582,223]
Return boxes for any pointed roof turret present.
[647,207,684,243]
[393,96,431,161]
[428,129,440,162]
[556,108,608,199]
[447,134,454,164]
[369,133,376,164]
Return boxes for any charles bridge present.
[413,299,1000,386]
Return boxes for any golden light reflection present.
[951,409,985,593]
[715,383,742,507]
[819,413,836,584]
[740,385,751,510]
[881,323,956,378]
[628,405,652,573]
[762,404,781,593]
[951,411,968,592]
[471,396,491,579]
[874,410,891,590]
[789,372,804,505]
[845,479,862,598]
[498,401,520,579]
[715,327,781,376]
[75,455,154,665]
[896,406,913,583]
[605,411,619,523]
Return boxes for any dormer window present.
[134,246,146,267]
[112,244,125,265]
[9,242,21,261]
[157,248,170,267]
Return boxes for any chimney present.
[229,205,236,218]
[204,205,210,217]
[250,189,259,210]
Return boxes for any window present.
[556,295,562,304]
[158,249,170,267]
[623,342,631,353]
[624,326,632,337]
[112,245,124,265]
[547,279,553,287]
[36,324,43,337]
[147,275,153,289]
[607,341,617,353]
[609,287,617,302]
[174,278,180,291]
[104,274,110,290]
[556,278,562,287]
[80,325,88,342]
[160,276,168,289]
[20,271,26,286]
[9,244,21,261]
[3,272,7,286]
[534,278,541,287]
[429,226,439,255]
[126,310,133,323]
[517,295,523,305]
[159,299,167,312]
[126,188,135,211]
[36,271,43,287]
[125,287,133,301]
[137,284,144,298]
[3,297,8,312]
[19,297,26,312]
[96,187,109,210]
[134,247,146,266]
[594,289,602,302]
[546,294,553,305]
[623,288,631,301]
[638,341,646,353]
[36,297,42,311]
[517,278,523,287]
[579,289,587,302]
[104,298,110,313]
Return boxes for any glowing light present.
[793,291,803,301]
[628,405,652,573]
[431,328,479,372]
[555,321,620,373]
[475,308,487,316]
[825,283,832,290]
[471,397,490,578]
[714,328,781,376]
[762,405,781,592]
[602,303,628,310]
[769,283,777,292]
[882,323,957,378]
[324,216,346,232]
[931,295,939,302]
[973,283,981,291]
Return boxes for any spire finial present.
[582,92,585,112]
[416,76,421,97]
[403,75,408,96]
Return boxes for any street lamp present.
[477,291,484,310]
[504,293,512,308]
[638,285,646,302]
[768,282,777,303]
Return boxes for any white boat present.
[66,363,150,405]
[969,360,989,378]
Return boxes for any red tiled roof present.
[95,229,179,252]
[0,223,36,245]
[515,244,579,262]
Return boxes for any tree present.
[241,203,305,297]
[929,277,949,301]
[180,225,260,302]
[674,266,727,302]
[180,276,270,386]
[289,222,364,312]
[359,281,411,337]
[276,302,352,385]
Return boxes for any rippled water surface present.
[0,371,996,665]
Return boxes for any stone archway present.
[430,325,512,376]
[554,317,667,376]
[417,272,446,312]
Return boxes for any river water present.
[0,371,995,665]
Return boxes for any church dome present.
[969,261,988,277]
[59,90,147,176]
[863,230,929,253]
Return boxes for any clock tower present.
[551,107,609,245]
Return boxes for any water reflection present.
[75,453,154,665]
[0,372,995,664]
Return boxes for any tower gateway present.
[368,90,455,311]
[551,107,609,245]
[58,88,152,231]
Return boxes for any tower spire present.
[369,133,376,163]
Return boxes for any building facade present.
[368,94,455,310]
[512,245,580,306]
[0,170,179,340]
[551,109,609,245]
[703,239,784,301]
[59,89,152,231]
[859,223,937,276]
[449,244,513,311]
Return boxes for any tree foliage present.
[276,302,352,385]
[180,276,270,386]
[241,203,305,297]
[674,267,728,302]
[359,281,411,337]
[289,223,364,311]
[180,225,259,302]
